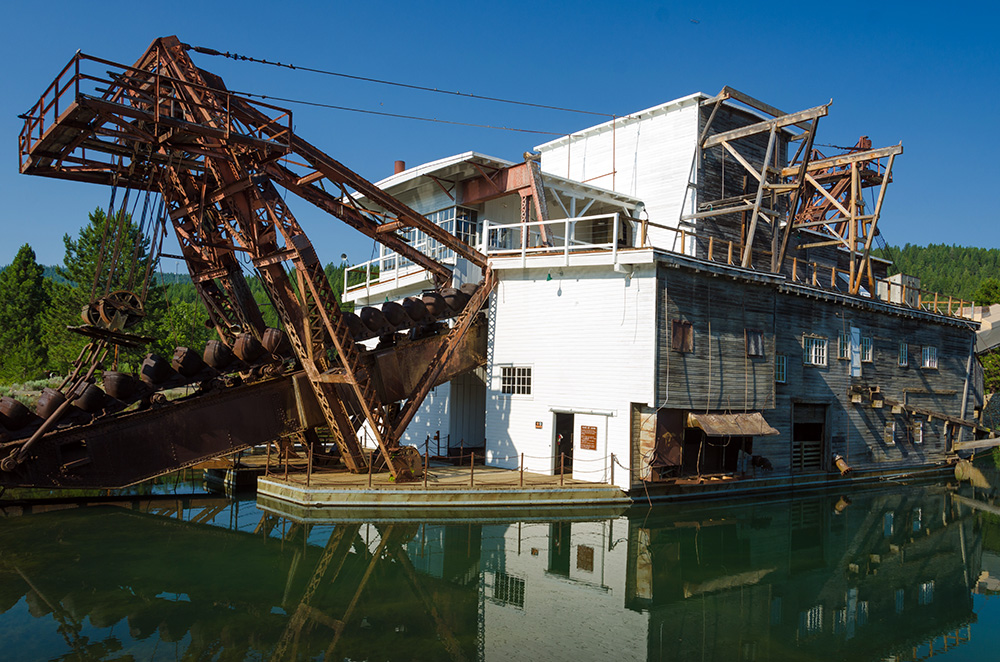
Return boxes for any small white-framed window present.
[861,337,873,363]
[921,346,938,369]
[913,420,923,444]
[804,336,827,367]
[898,342,908,367]
[500,366,532,395]
[884,421,896,446]
[775,354,787,384]
[838,332,851,360]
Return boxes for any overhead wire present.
[189,45,613,118]
[230,90,566,136]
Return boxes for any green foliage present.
[152,301,214,357]
[41,208,166,373]
[983,352,1000,398]
[976,278,1000,306]
[875,243,1000,301]
[3,215,366,384]
[0,244,50,381]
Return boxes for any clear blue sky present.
[1,0,997,270]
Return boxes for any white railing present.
[344,235,456,296]
[345,212,647,295]
[483,213,636,267]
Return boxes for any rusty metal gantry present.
[691,86,901,294]
[17,36,493,479]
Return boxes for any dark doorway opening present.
[548,521,572,577]
[555,413,574,473]
[792,403,827,471]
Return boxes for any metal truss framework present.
[689,86,901,294]
[18,36,493,478]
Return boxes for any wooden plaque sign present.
[580,425,598,451]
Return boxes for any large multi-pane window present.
[803,336,827,367]
[775,354,787,384]
[501,366,532,395]
[922,346,938,369]
[381,206,479,267]
[898,342,908,367]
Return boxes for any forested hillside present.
[875,244,1000,302]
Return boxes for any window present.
[861,336,873,362]
[501,366,532,395]
[857,601,869,626]
[898,342,908,367]
[799,605,823,635]
[803,336,827,367]
[454,207,480,246]
[775,355,787,384]
[838,332,851,360]
[912,421,923,444]
[895,589,905,614]
[492,572,525,609]
[672,320,693,353]
[884,421,896,446]
[746,329,764,357]
[921,346,938,369]
[918,581,934,606]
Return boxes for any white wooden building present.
[344,90,981,492]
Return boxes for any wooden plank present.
[953,437,1000,452]
[741,126,777,268]
[804,172,853,219]
[703,104,828,148]
[779,144,903,178]
[720,86,817,131]
[720,141,761,181]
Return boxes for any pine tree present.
[42,208,166,373]
[0,244,50,382]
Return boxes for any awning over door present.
[686,412,779,437]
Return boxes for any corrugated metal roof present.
[686,412,779,437]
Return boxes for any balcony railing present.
[342,212,974,321]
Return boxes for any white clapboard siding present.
[486,263,657,488]
[536,95,701,250]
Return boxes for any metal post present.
[368,452,373,487]
[520,453,524,487]
[560,452,565,486]
[265,441,271,476]
[470,452,475,487]
[611,452,615,486]
[564,218,571,266]
[612,212,620,265]
[424,448,428,488]
[283,446,289,482]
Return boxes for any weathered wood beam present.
[740,126,777,268]
[720,141,761,181]
[780,144,903,177]
[704,104,828,148]
[804,172,853,219]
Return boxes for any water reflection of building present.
[0,486,989,661]
[625,490,980,661]
[470,489,982,661]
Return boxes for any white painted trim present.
[548,407,617,417]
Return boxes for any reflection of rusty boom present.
[1,36,492,487]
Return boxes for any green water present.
[3,477,1000,661]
